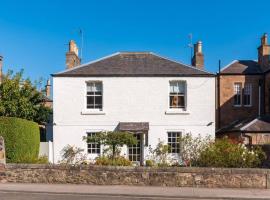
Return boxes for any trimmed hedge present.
[0,117,39,163]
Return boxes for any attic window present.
[169,81,186,109]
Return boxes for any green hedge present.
[0,117,39,163]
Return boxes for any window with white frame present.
[233,83,242,106]
[87,132,100,154]
[169,81,186,109]
[167,132,181,153]
[86,82,102,110]
[243,84,252,106]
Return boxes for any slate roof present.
[53,52,214,77]
[220,60,262,75]
[118,122,149,131]
[217,115,270,133]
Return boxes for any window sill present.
[81,110,106,115]
[165,109,190,115]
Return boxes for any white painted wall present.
[39,141,53,163]
[53,77,215,163]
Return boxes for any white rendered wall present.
[53,77,215,163]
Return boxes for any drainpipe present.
[259,80,262,117]
[217,60,221,129]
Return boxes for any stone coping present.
[5,164,270,174]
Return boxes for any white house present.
[52,41,215,164]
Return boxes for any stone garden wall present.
[0,164,270,189]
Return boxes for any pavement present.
[0,183,270,199]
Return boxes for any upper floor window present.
[87,132,100,154]
[86,82,102,110]
[169,81,186,109]
[243,84,252,106]
[167,132,181,153]
[233,83,242,106]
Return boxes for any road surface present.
[1,183,270,200]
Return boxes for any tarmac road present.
[0,183,270,200]
[0,191,213,200]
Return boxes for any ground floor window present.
[87,132,100,154]
[167,132,181,153]
[128,134,141,162]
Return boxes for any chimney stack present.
[66,40,81,69]
[258,33,270,72]
[192,41,204,70]
[45,79,51,98]
[0,56,3,84]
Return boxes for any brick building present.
[217,33,270,145]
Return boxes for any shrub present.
[145,159,154,167]
[0,117,39,163]
[60,145,86,165]
[95,156,132,166]
[179,134,212,167]
[197,138,266,168]
[146,140,171,167]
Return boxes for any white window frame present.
[167,132,181,154]
[243,83,252,107]
[169,81,187,110]
[86,81,103,111]
[86,132,101,155]
[233,83,242,107]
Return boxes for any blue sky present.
[1,0,270,85]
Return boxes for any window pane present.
[170,81,186,109]
[233,83,242,106]
[167,132,181,154]
[95,82,102,92]
[87,83,94,92]
[243,84,252,106]
[86,82,103,110]
[87,132,101,154]
[178,96,185,107]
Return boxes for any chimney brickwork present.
[45,79,51,98]
[258,33,270,72]
[192,41,204,70]
[66,40,81,69]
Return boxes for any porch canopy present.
[118,122,149,132]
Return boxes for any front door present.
[128,133,143,165]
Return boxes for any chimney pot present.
[261,33,268,45]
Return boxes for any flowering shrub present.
[95,156,132,166]
[60,145,87,165]
[146,140,172,167]
[197,138,266,168]
[179,133,212,166]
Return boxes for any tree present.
[0,70,52,124]
[84,131,138,160]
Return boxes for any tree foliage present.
[84,131,138,160]
[0,70,52,123]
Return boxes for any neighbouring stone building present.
[217,33,270,145]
